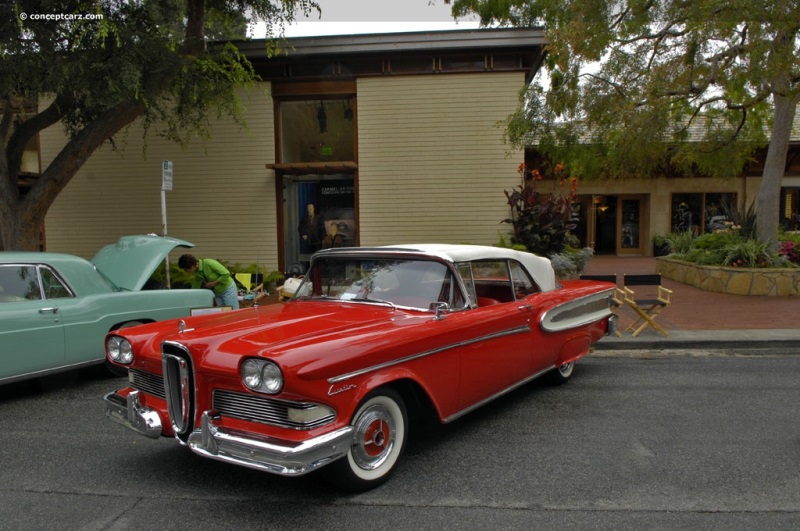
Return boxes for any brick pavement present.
[584,255,798,333]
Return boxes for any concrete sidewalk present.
[584,255,800,351]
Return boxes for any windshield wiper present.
[348,297,396,309]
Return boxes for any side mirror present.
[429,302,449,320]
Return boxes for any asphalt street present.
[1,352,799,530]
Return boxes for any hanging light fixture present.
[343,100,353,121]
[317,100,327,133]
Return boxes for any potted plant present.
[652,234,670,257]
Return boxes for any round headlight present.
[240,359,283,394]
[261,362,283,394]
[106,336,133,365]
[241,359,263,389]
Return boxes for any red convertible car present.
[104,244,617,491]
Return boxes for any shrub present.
[720,239,774,268]
[691,231,741,250]
[665,231,695,254]
[779,241,800,265]
[550,247,594,279]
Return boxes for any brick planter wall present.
[656,257,800,296]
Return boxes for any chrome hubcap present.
[352,405,396,470]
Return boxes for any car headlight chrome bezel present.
[106,335,134,365]
[241,358,283,394]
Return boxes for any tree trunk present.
[0,100,146,252]
[756,93,796,251]
[0,201,41,252]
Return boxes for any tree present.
[0,0,318,251]
[448,0,800,248]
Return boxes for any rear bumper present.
[607,313,619,335]
[104,391,353,476]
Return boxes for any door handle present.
[39,307,59,314]
[518,304,533,312]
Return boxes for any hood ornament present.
[179,320,186,333]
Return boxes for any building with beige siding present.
[40,28,545,273]
[37,27,800,269]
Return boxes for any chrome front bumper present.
[104,390,163,439]
[104,391,353,476]
[187,410,353,476]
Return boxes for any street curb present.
[594,329,800,352]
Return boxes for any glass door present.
[617,197,643,255]
[283,175,356,271]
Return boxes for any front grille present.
[213,390,335,430]
[162,342,194,437]
[129,369,166,399]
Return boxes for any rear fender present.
[554,333,592,367]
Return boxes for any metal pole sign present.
[162,160,173,191]
[161,160,173,287]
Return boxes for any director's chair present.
[580,274,623,337]
[621,274,672,337]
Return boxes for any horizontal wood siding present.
[357,73,524,246]
[40,85,278,270]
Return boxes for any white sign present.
[161,160,173,191]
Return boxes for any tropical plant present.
[720,201,758,240]
[503,163,579,257]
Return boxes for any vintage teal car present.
[0,235,214,385]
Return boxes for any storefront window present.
[781,188,799,231]
[279,99,355,163]
[671,192,737,233]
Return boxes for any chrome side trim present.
[539,289,614,333]
[442,365,555,424]
[327,325,531,384]
[0,359,102,386]
[104,390,163,439]
[186,410,354,476]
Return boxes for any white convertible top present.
[380,243,557,292]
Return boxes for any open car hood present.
[91,235,194,291]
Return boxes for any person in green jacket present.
[178,254,239,310]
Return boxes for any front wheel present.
[322,388,408,492]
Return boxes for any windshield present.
[294,257,466,310]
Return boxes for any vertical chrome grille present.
[162,342,193,437]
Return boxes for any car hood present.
[153,301,429,376]
[91,235,195,291]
